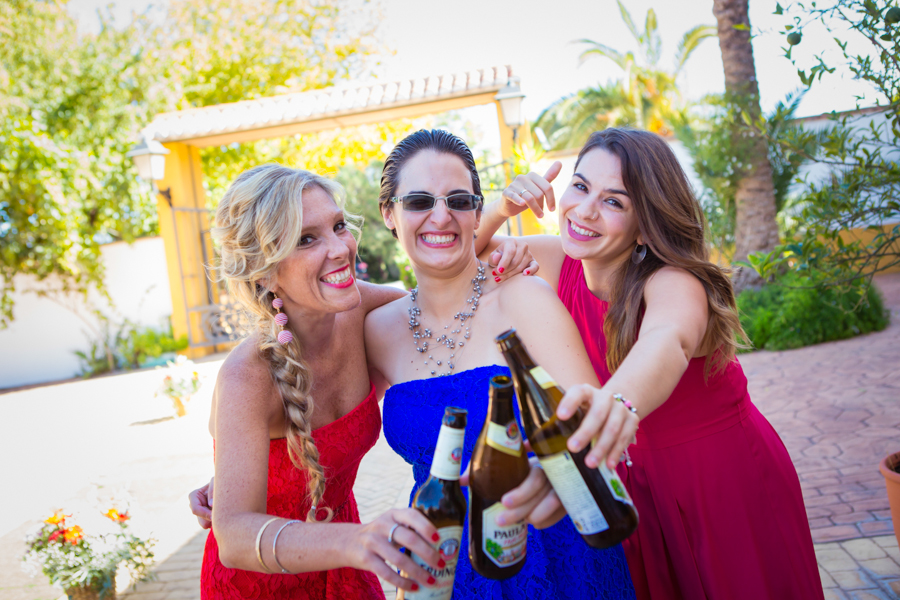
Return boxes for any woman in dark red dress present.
[475,128,825,599]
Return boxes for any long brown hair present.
[576,129,747,377]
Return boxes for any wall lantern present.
[126,135,171,201]
[495,76,526,137]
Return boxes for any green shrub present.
[737,274,890,351]
[75,317,188,377]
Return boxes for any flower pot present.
[66,572,116,600]
[879,451,900,545]
[171,396,188,417]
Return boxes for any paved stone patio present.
[1,273,898,600]
[744,272,900,544]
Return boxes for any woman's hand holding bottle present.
[556,384,640,470]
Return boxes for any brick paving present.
[744,272,900,544]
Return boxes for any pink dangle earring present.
[272,295,293,345]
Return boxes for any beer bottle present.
[398,407,467,600]
[468,375,530,579]
[495,329,639,549]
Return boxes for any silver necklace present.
[408,261,486,377]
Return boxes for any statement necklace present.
[408,261,487,377]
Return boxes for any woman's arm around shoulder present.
[357,280,407,315]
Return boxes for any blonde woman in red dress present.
[475,128,825,600]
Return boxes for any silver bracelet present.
[273,519,301,574]
[255,517,280,573]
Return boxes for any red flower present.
[63,526,83,544]
[104,508,130,523]
[48,529,64,544]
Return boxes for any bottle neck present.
[488,389,516,425]
[501,342,537,372]
[429,424,465,481]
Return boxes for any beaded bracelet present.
[273,519,301,574]
[612,393,639,415]
[255,517,281,573]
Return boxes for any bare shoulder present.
[215,336,279,419]
[497,269,559,312]
[523,234,566,285]
[364,294,408,347]
[644,266,708,305]
[358,281,408,315]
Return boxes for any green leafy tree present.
[752,0,900,285]
[0,0,163,325]
[537,0,715,149]
[675,90,821,258]
[0,0,385,326]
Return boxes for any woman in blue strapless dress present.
[382,365,633,599]
[366,130,638,599]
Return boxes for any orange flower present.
[63,526,83,544]
[45,510,68,526]
[104,508,130,523]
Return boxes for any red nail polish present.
[427,576,436,585]
[494,277,501,282]
[524,270,530,275]
[498,267,504,274]
[438,559,446,568]
[431,532,440,542]
[411,583,419,591]
[492,270,497,276]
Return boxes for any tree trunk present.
[712,0,780,291]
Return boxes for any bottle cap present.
[495,328,520,352]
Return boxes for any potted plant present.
[156,355,202,417]
[23,507,155,600]
[880,451,900,544]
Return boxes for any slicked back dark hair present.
[379,129,483,238]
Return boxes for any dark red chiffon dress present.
[558,256,824,600]
[201,386,385,600]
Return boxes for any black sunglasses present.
[390,193,484,212]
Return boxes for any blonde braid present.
[212,164,355,522]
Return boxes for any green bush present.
[737,274,889,351]
[75,316,188,377]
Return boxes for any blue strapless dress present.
[383,364,635,600]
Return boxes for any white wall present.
[0,237,173,389]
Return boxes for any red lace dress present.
[558,256,824,600]
[201,386,385,600]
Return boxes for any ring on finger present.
[387,523,401,545]
[520,189,531,197]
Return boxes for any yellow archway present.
[140,65,540,357]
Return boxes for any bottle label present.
[538,450,609,535]
[481,502,527,568]
[529,366,558,390]
[406,525,463,600]
[598,462,634,506]
[485,420,523,456]
[429,425,465,481]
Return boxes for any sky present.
[67,0,879,149]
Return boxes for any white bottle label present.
[404,525,463,600]
[482,502,527,568]
[598,462,634,506]
[485,420,523,456]
[529,366,557,390]
[429,425,464,481]
[538,450,609,535]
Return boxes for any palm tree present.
[575,1,716,133]
[712,0,779,290]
